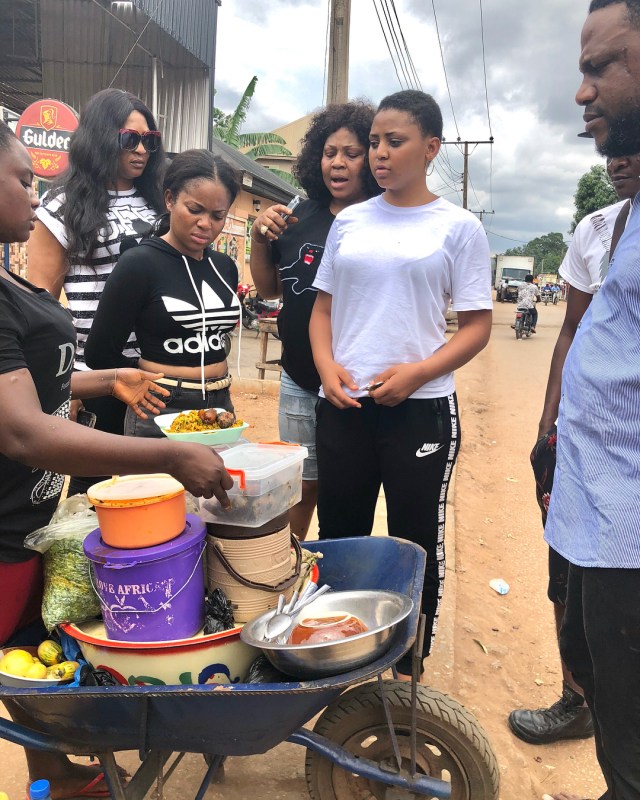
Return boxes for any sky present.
[213,0,603,255]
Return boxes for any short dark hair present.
[154,149,240,236]
[377,90,443,139]
[294,101,382,205]
[589,0,640,27]
[525,274,534,283]
[0,120,16,152]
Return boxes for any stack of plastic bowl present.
[200,443,308,622]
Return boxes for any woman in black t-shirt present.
[86,150,243,438]
[250,103,382,540]
[0,122,233,799]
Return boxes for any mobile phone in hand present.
[281,195,302,222]
[77,409,97,428]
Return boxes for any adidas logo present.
[162,282,238,355]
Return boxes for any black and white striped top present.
[35,188,158,370]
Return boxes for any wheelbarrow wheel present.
[305,680,499,800]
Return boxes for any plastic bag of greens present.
[24,495,101,631]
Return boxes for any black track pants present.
[316,394,460,666]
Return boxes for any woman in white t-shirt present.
[28,89,165,494]
[310,90,492,677]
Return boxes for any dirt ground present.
[0,300,606,799]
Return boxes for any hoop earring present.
[426,160,435,177]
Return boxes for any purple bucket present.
[83,515,206,642]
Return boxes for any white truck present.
[494,255,535,302]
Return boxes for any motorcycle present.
[237,283,281,336]
[514,306,534,339]
[541,290,553,306]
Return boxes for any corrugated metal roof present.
[132,0,217,68]
[209,138,302,205]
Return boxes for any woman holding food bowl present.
[85,149,242,439]
[0,121,232,799]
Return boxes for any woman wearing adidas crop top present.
[85,149,242,438]
[28,89,165,490]
[310,90,493,677]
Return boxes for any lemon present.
[37,639,63,667]
[0,649,37,677]
[0,791,9,800]
[24,662,48,680]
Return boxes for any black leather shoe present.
[508,682,594,744]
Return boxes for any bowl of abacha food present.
[154,408,249,445]
[240,589,413,679]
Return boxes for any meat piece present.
[198,408,218,425]
[217,411,236,429]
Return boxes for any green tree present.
[213,76,300,188]
[571,164,617,233]
[504,232,568,274]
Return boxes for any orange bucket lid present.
[87,474,185,508]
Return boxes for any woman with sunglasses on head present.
[0,120,232,800]
[85,150,242,436]
[249,101,382,540]
[28,89,165,491]
[310,90,492,677]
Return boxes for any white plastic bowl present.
[154,409,249,445]
[0,646,70,688]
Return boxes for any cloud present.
[214,0,605,251]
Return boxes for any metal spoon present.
[264,584,331,641]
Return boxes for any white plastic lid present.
[220,443,308,478]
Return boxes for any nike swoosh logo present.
[416,443,444,458]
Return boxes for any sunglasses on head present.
[118,128,162,153]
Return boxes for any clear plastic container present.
[199,443,308,527]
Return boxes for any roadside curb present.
[233,378,281,397]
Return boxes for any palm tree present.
[213,76,300,188]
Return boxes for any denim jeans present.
[124,383,233,439]
[278,370,319,480]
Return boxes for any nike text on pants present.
[316,393,460,671]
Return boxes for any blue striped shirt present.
[545,194,640,567]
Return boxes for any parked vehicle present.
[514,306,534,339]
[237,283,281,334]
[494,255,534,301]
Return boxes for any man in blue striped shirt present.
[544,1,640,798]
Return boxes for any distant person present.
[28,89,165,490]
[516,274,540,331]
[508,152,640,746]
[250,102,382,540]
[544,1,640,797]
[85,150,242,437]
[309,90,492,677]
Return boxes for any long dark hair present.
[51,89,165,264]
[294,101,382,205]
[153,149,240,237]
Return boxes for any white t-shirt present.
[35,187,158,369]
[559,200,627,294]
[313,195,492,399]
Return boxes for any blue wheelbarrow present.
[0,537,499,799]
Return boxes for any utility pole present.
[326,0,351,104]
[442,139,494,209]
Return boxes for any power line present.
[478,0,493,139]
[108,0,170,88]
[373,0,406,89]
[489,231,531,244]
[379,0,414,88]
[389,0,422,89]
[431,0,460,139]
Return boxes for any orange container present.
[87,474,186,549]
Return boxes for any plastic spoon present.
[264,584,331,641]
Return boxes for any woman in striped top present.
[28,89,165,492]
